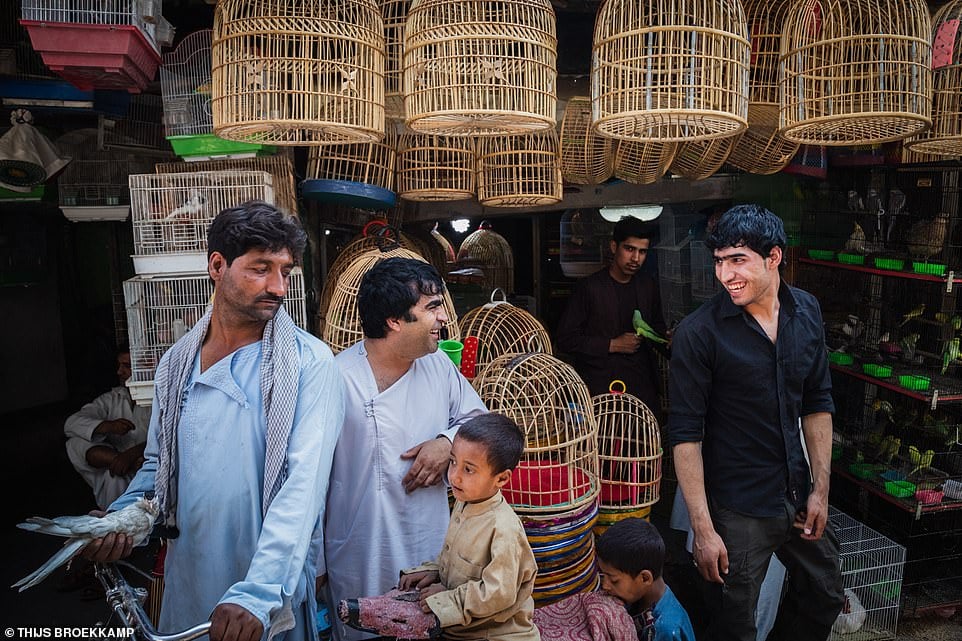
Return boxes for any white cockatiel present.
[12,496,159,591]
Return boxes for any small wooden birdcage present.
[456,222,515,294]
[613,139,678,185]
[905,0,962,157]
[458,290,552,377]
[323,244,460,354]
[669,134,742,181]
[559,97,613,185]
[591,0,750,143]
[779,0,932,146]
[476,130,562,208]
[592,383,661,514]
[211,0,385,145]
[382,0,411,119]
[396,130,476,201]
[724,0,799,175]
[306,122,398,191]
[472,352,599,514]
[403,0,557,136]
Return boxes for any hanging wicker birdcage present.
[779,0,932,146]
[472,352,599,514]
[323,244,460,354]
[211,0,385,145]
[382,0,411,119]
[403,0,557,136]
[591,0,750,143]
[476,130,562,207]
[396,130,476,201]
[456,223,515,294]
[306,122,398,191]
[905,0,962,157]
[725,0,800,175]
[559,97,613,185]
[458,290,552,377]
[669,134,742,181]
[612,139,678,185]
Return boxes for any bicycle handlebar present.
[95,563,211,641]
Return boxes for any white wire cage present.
[101,93,168,151]
[160,29,214,137]
[19,0,173,52]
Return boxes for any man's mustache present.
[256,295,284,304]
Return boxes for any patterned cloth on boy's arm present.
[533,591,636,641]
[338,589,442,640]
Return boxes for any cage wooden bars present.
[306,122,398,191]
[403,0,558,136]
[396,130,476,201]
[727,105,800,175]
[381,0,411,119]
[211,0,385,145]
[559,97,613,185]
[456,223,515,294]
[670,133,742,181]
[476,129,562,207]
[458,292,552,377]
[472,352,599,514]
[591,0,750,143]
[613,139,678,185]
[779,0,932,146]
[592,388,661,511]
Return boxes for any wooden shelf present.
[799,257,951,284]
[829,364,962,405]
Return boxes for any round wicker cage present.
[779,0,932,146]
[396,131,476,201]
[458,290,552,376]
[382,0,411,120]
[472,352,599,514]
[559,97,613,185]
[591,0,750,143]
[323,244,460,354]
[905,0,962,157]
[306,122,398,191]
[211,0,385,145]
[592,387,661,511]
[669,133,742,181]
[476,130,562,208]
[727,106,800,175]
[612,139,678,185]
[403,0,557,136]
[456,223,515,294]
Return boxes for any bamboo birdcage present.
[306,121,398,191]
[396,131,476,201]
[322,244,460,354]
[779,0,932,146]
[472,352,599,514]
[905,0,962,157]
[403,0,557,136]
[591,0,750,143]
[476,130,562,208]
[211,0,385,145]
[456,222,515,294]
[458,290,552,377]
[559,97,613,185]
[613,139,678,185]
[725,0,800,175]
[669,133,742,181]
[382,0,411,119]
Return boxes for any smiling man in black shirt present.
[668,205,843,641]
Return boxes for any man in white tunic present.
[83,202,345,641]
[321,258,486,641]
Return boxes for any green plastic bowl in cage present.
[911,261,947,277]
[807,249,835,261]
[837,253,865,265]
[828,352,854,366]
[862,363,892,378]
[848,463,884,479]
[898,374,930,391]
[873,257,905,271]
[884,480,915,498]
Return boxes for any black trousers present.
[702,498,844,641]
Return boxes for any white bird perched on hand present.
[12,496,158,591]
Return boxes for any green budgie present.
[632,309,667,344]
[942,337,960,375]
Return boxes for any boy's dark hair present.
[455,413,525,473]
[358,257,445,339]
[207,200,307,265]
[596,518,665,579]
[705,204,787,265]
[613,216,655,244]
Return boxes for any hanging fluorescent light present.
[599,204,663,222]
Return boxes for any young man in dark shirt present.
[668,204,843,641]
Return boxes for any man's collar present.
[719,281,799,319]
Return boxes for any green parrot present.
[899,304,925,327]
[632,309,668,344]
[942,337,960,375]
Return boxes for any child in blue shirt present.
[596,518,696,641]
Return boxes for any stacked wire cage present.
[457,291,553,379]
[472,352,600,606]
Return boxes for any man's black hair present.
[595,517,665,579]
[357,257,445,339]
[455,413,525,474]
[613,216,655,244]
[207,200,307,265]
[705,204,787,264]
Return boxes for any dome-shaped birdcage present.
[725,0,800,175]
[612,139,678,185]
[211,0,385,145]
[403,0,557,136]
[396,130,476,201]
[305,121,398,191]
[906,0,962,157]
[456,222,515,294]
[382,0,411,119]
[458,290,552,377]
[559,97,613,185]
[591,0,750,143]
[476,130,562,208]
[323,244,460,354]
[779,0,932,146]
[472,352,599,515]
[669,134,742,181]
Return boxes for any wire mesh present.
[56,128,155,207]
[20,0,165,51]
[101,93,167,151]
[160,29,214,137]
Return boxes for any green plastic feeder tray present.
[837,253,865,265]
[873,257,905,271]
[831,443,842,461]
[884,480,916,498]
[848,463,884,479]
[898,374,930,391]
[912,262,946,277]
[167,134,276,160]
[828,352,854,366]
[862,363,892,378]
[807,249,835,261]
